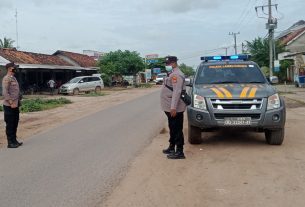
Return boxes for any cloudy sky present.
[0,0,304,67]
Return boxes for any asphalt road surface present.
[0,90,164,207]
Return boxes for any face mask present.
[165,66,173,72]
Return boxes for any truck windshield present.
[195,64,266,84]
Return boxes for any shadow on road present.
[200,130,266,146]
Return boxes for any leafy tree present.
[98,50,144,76]
[0,37,15,48]
[246,37,286,67]
[98,50,145,86]
[179,63,195,77]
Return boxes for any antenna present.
[15,8,19,49]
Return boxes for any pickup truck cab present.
[187,55,286,145]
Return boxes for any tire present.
[73,88,79,95]
[188,124,202,144]
[95,86,101,93]
[265,128,285,145]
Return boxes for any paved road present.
[0,90,165,207]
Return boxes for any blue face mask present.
[165,66,173,72]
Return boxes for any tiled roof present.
[280,27,305,45]
[54,50,97,67]
[0,48,73,66]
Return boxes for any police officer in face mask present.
[160,56,187,159]
[2,62,23,148]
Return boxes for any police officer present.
[2,62,23,148]
[160,56,186,159]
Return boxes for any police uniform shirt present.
[2,75,20,107]
[160,67,186,113]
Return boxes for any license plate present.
[224,117,251,126]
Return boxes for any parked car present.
[154,73,167,85]
[59,76,104,95]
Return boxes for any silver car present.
[59,76,104,95]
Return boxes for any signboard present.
[153,68,161,74]
[146,59,159,64]
[274,60,280,72]
[146,54,158,59]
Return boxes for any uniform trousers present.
[165,111,184,148]
[3,105,20,144]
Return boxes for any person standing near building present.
[2,62,23,148]
[47,78,56,95]
[160,56,187,159]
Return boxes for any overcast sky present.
[0,0,304,67]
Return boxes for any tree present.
[179,63,195,77]
[98,50,145,86]
[246,37,286,67]
[0,37,15,48]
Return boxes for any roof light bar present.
[200,55,251,62]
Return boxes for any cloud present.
[149,0,221,13]
[0,0,13,11]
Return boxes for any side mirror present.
[269,76,279,84]
[79,80,84,83]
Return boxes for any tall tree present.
[98,50,145,86]
[179,63,195,77]
[246,37,286,67]
[0,37,15,48]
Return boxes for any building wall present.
[287,33,305,53]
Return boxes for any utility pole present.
[255,1,278,77]
[229,32,240,55]
[15,8,19,49]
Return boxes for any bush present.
[20,98,72,113]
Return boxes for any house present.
[0,48,98,94]
[277,20,305,84]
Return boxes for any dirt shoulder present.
[0,87,160,147]
[103,94,305,207]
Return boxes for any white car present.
[154,73,167,85]
[59,76,104,95]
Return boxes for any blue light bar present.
[201,54,251,62]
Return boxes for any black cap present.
[165,56,178,64]
[5,62,17,69]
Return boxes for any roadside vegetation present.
[0,97,72,113]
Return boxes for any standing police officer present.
[2,62,23,148]
[160,56,186,159]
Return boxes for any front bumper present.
[187,100,286,130]
[59,88,73,94]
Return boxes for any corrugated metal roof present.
[54,50,97,67]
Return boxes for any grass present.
[0,97,72,113]
[79,92,106,97]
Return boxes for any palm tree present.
[0,37,15,49]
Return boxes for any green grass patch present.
[0,98,72,113]
[79,92,106,97]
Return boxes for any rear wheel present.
[95,86,101,93]
[73,88,79,95]
[188,124,202,144]
[265,128,285,145]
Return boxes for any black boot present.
[167,146,185,159]
[7,143,19,148]
[162,144,175,154]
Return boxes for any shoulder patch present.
[172,76,177,83]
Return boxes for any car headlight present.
[194,94,207,110]
[267,93,281,110]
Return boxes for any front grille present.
[210,99,263,110]
[214,113,261,120]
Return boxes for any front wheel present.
[265,128,285,145]
[95,86,101,93]
[73,88,79,95]
[188,124,202,144]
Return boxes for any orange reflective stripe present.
[218,87,232,98]
[240,87,250,98]
[211,88,225,98]
[248,87,258,98]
